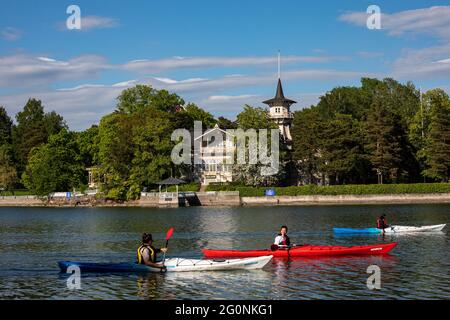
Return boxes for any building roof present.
[262,79,297,107]
[194,123,235,141]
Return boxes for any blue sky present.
[1,0,449,130]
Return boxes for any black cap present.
[142,233,153,243]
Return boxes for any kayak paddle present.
[161,227,174,270]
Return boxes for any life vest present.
[377,218,388,229]
[137,244,155,264]
[275,234,291,246]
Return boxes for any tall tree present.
[0,146,18,193]
[98,112,134,200]
[22,130,85,197]
[184,103,216,129]
[316,86,368,120]
[76,125,100,168]
[127,108,174,199]
[0,106,13,146]
[291,108,325,185]
[116,85,185,114]
[233,105,281,186]
[364,94,403,184]
[422,89,450,182]
[99,86,183,200]
[236,105,274,130]
[321,114,369,184]
[13,99,66,174]
[217,116,237,129]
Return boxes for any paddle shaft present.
[162,239,169,267]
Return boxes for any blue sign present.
[265,189,276,196]
[66,192,72,199]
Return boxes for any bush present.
[206,183,450,197]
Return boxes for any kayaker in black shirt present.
[272,225,291,250]
[137,233,168,270]
[377,214,389,229]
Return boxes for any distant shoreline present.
[1,193,450,208]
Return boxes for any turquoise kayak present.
[333,227,381,234]
[334,224,446,234]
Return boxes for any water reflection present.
[0,205,448,299]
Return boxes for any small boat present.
[202,243,397,258]
[58,256,272,273]
[334,224,446,235]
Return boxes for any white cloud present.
[339,5,450,39]
[392,43,450,79]
[59,15,120,31]
[148,69,366,95]
[123,55,345,73]
[206,95,259,102]
[435,58,450,64]
[81,16,119,30]
[1,83,129,131]
[0,52,369,130]
[0,54,110,88]
[153,77,208,84]
[1,27,22,41]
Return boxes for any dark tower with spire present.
[263,53,296,144]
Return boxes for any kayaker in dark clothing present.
[137,233,168,270]
[273,225,291,248]
[377,214,389,229]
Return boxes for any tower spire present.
[278,50,281,79]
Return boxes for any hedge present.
[161,182,201,192]
[205,183,450,197]
[0,189,35,196]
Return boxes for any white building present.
[194,124,235,185]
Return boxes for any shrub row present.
[205,183,450,197]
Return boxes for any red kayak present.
[203,242,397,258]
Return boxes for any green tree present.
[76,125,100,167]
[98,91,178,200]
[116,85,185,114]
[321,114,369,184]
[291,108,325,184]
[184,103,216,129]
[98,113,134,200]
[364,94,403,184]
[217,116,237,129]
[127,108,174,199]
[422,89,450,182]
[0,106,13,146]
[13,99,66,174]
[233,105,281,186]
[0,146,18,193]
[22,130,85,197]
[236,105,275,130]
[316,86,367,120]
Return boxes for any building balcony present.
[269,112,294,119]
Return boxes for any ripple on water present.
[0,205,449,299]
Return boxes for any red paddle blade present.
[166,227,174,240]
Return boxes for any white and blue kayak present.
[58,255,272,273]
[334,224,446,235]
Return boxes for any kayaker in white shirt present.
[273,225,291,248]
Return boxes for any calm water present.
[0,205,449,300]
